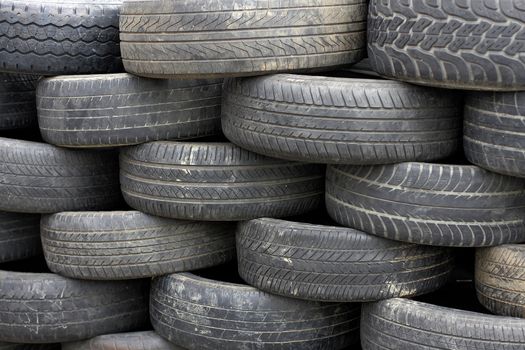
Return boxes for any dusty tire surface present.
[119,0,367,78]
[222,74,462,164]
[37,74,223,148]
[120,142,324,221]
[326,163,525,247]
[367,0,525,90]
[62,331,182,350]
[0,73,39,129]
[41,211,236,280]
[150,273,360,350]
[0,211,40,263]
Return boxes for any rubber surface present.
[0,0,122,75]
[41,211,236,280]
[62,331,182,350]
[119,0,367,78]
[222,74,461,164]
[120,142,324,221]
[326,163,525,247]
[0,73,39,129]
[0,211,40,263]
[151,273,360,350]
[367,0,525,90]
[37,74,223,148]
[0,271,148,343]
[361,298,525,349]
[0,137,121,213]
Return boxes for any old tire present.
[151,273,360,350]
[367,0,525,90]
[222,74,462,164]
[41,211,236,280]
[0,212,40,263]
[326,163,525,247]
[0,73,39,129]
[62,331,182,350]
[37,74,223,148]
[120,142,324,221]
[119,0,367,78]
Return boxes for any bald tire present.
[62,331,182,350]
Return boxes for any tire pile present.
[0,0,524,349]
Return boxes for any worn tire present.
[119,0,367,78]
[361,298,525,349]
[367,0,525,90]
[62,331,182,350]
[222,74,462,164]
[120,142,324,221]
[326,163,525,247]
[237,218,453,302]
[151,273,360,350]
[0,212,40,263]
[41,211,236,280]
[0,73,39,129]
[0,271,148,343]
[37,74,223,148]
[465,91,525,178]
[0,344,59,350]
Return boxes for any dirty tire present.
[62,331,182,350]
[476,245,525,318]
[367,0,525,90]
[222,74,462,164]
[0,344,59,350]
[151,273,360,350]
[0,0,122,75]
[120,142,324,221]
[119,0,367,78]
[0,73,39,129]
[465,91,525,178]
[37,74,223,148]
[0,211,40,263]
[326,163,525,247]
[237,218,454,302]
[0,138,121,213]
[0,271,148,343]
[41,211,236,280]
[361,298,525,349]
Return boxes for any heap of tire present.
[0,0,524,349]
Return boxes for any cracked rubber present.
[0,211,40,263]
[120,142,324,221]
[0,0,122,75]
[119,0,367,78]
[0,73,39,129]
[62,331,182,350]
[367,0,525,90]
[150,272,360,350]
[326,163,525,247]
[222,74,462,164]
[41,211,236,280]
[37,74,223,148]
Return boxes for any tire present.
[367,0,525,91]
[0,271,148,343]
[237,218,453,302]
[476,245,525,318]
[151,273,360,350]
[0,0,122,75]
[119,0,367,78]
[465,91,525,178]
[0,344,59,350]
[37,74,223,148]
[361,298,525,349]
[120,142,324,221]
[0,73,39,129]
[41,211,236,280]
[62,331,182,350]
[222,74,462,164]
[0,211,40,263]
[326,163,525,247]
[0,138,121,213]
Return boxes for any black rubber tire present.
[367,0,525,91]
[0,211,40,263]
[476,245,525,318]
[41,211,236,280]
[0,138,121,213]
[326,163,525,247]
[0,271,148,343]
[62,331,182,350]
[222,74,462,164]
[151,273,360,350]
[361,298,525,349]
[465,91,525,178]
[0,0,122,75]
[119,0,367,78]
[37,74,223,148]
[0,73,39,129]
[120,142,324,221]
[237,218,453,302]
[0,344,59,350]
